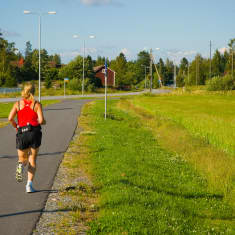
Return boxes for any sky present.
[1,0,235,64]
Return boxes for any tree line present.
[0,31,234,91]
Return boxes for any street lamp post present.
[73,35,95,96]
[24,10,56,102]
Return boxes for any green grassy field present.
[132,93,235,156]
[127,94,235,201]
[81,99,235,234]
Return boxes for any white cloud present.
[80,0,122,6]
[121,48,131,56]
[165,50,197,64]
[60,51,80,58]
[60,47,97,58]
[143,47,149,51]
[167,50,196,57]
[0,28,20,37]
[218,47,229,54]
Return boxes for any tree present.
[95,56,106,66]
[25,41,32,58]
[164,58,174,85]
[0,35,18,86]
[58,55,97,89]
[20,41,37,82]
[224,50,231,74]
[228,38,235,77]
[48,53,61,67]
[212,50,223,76]
[189,54,208,85]
[157,58,166,83]
[126,61,138,87]
[110,53,127,88]
[179,57,188,74]
[176,57,189,87]
[59,55,83,80]
[135,50,150,84]
[31,49,49,80]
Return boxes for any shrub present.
[206,75,235,91]
[176,74,185,87]
[68,78,82,91]
[87,83,95,92]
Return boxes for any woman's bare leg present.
[17,149,29,166]
[28,148,39,182]
[16,149,29,182]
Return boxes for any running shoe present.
[26,184,36,193]
[16,162,23,182]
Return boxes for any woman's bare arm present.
[36,102,46,125]
[8,102,18,129]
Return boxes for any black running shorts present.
[16,129,42,150]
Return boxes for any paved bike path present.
[0,99,89,235]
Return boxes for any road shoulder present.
[33,103,97,234]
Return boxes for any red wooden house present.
[10,57,24,68]
[93,65,116,87]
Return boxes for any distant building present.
[10,57,24,68]
[93,65,116,87]
[48,61,62,68]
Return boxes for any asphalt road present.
[0,99,90,235]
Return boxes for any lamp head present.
[48,11,56,15]
[23,10,31,14]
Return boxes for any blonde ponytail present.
[21,83,35,101]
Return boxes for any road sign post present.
[105,58,107,120]
[64,78,69,98]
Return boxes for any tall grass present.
[125,94,235,203]
[85,100,234,234]
[132,94,235,156]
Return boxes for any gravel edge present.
[33,124,91,234]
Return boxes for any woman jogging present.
[8,83,46,193]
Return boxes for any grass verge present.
[35,102,98,234]
[83,99,235,234]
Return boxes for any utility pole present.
[144,67,147,89]
[82,40,85,96]
[232,49,234,80]
[187,62,190,85]
[141,65,149,89]
[174,63,176,88]
[150,49,153,92]
[196,55,199,86]
[104,58,107,120]
[210,40,212,79]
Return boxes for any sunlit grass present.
[132,93,235,156]
[84,100,234,234]
[118,98,235,204]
